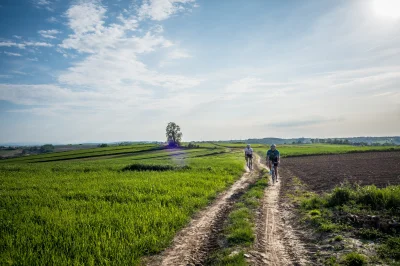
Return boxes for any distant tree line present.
[20,144,55,155]
[0,146,19,150]
[309,138,394,146]
[310,138,351,145]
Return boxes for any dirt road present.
[146,157,308,265]
[146,160,260,266]
[252,162,308,266]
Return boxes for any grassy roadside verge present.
[205,169,268,265]
[287,177,400,265]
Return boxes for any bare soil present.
[282,151,400,193]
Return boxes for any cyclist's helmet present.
[247,144,251,148]
[271,144,276,148]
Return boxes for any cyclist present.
[244,144,253,168]
[266,144,280,181]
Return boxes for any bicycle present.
[269,162,276,184]
[246,155,253,170]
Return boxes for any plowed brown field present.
[282,151,400,192]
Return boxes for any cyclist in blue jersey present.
[266,144,280,182]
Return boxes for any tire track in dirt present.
[251,162,309,266]
[145,156,261,266]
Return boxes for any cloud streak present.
[267,118,344,128]
[4,51,22,57]
[0,41,53,49]
[39,29,61,39]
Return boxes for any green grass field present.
[0,146,244,265]
[1,143,399,265]
[252,144,400,158]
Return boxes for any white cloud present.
[4,51,22,57]
[0,42,25,49]
[159,48,192,67]
[34,0,54,11]
[47,16,58,23]
[221,77,296,101]
[39,29,61,39]
[138,0,196,21]
[58,46,200,91]
[13,35,22,39]
[24,42,53,47]
[59,0,199,91]
[0,41,52,49]
[27,57,39,61]
[60,2,139,53]
[167,49,191,59]
[37,0,51,5]
[65,1,106,36]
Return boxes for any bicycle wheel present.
[271,168,275,184]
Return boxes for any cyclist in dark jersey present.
[266,144,280,181]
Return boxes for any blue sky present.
[0,0,399,144]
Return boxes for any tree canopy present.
[166,122,182,147]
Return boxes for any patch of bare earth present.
[283,151,400,193]
[145,159,260,266]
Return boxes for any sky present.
[0,0,399,144]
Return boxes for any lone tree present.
[166,122,182,147]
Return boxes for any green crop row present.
[0,144,160,164]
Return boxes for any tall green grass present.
[301,183,400,213]
[0,148,244,265]
[326,184,400,211]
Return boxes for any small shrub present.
[319,221,339,232]
[327,186,353,207]
[377,237,400,261]
[122,164,190,172]
[356,228,382,240]
[301,195,326,210]
[341,252,367,266]
[325,256,338,265]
